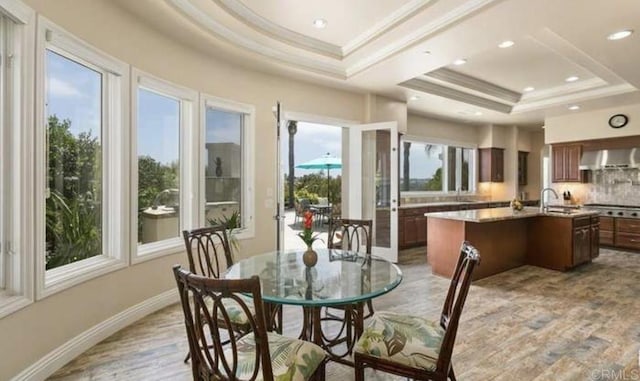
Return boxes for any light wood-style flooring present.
[48,248,640,380]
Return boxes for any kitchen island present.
[426,207,600,280]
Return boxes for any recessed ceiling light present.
[565,76,579,82]
[423,50,431,55]
[453,58,467,66]
[523,86,535,92]
[498,40,515,48]
[474,111,483,116]
[312,18,327,29]
[607,29,633,41]
[568,105,580,111]
[409,95,420,101]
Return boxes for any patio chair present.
[173,266,327,381]
[353,241,481,381]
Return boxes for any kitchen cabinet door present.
[566,145,582,181]
[590,223,600,258]
[518,151,528,185]
[552,146,566,182]
[479,148,504,182]
[573,227,591,265]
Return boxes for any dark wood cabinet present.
[590,217,600,259]
[479,148,504,182]
[527,214,598,271]
[599,216,614,246]
[517,151,528,186]
[614,218,640,250]
[552,144,586,182]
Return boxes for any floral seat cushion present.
[221,332,326,381]
[354,311,445,371]
[218,295,255,326]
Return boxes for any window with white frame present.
[0,14,7,292]
[0,0,36,318]
[133,71,196,259]
[202,96,254,238]
[38,18,128,296]
[400,139,475,193]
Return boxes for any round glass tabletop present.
[224,249,403,307]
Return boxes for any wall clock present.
[608,114,628,128]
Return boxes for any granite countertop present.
[399,200,538,209]
[424,207,599,223]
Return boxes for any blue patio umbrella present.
[295,153,341,202]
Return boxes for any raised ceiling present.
[115,0,640,127]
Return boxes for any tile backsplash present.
[552,169,640,206]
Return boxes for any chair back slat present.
[183,226,233,279]
[173,266,273,381]
[436,241,480,372]
[328,218,372,255]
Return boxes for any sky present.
[46,50,242,167]
[280,122,342,177]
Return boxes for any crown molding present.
[213,0,342,59]
[166,0,346,79]
[512,83,637,113]
[520,77,607,102]
[425,68,521,103]
[346,0,501,77]
[342,0,434,56]
[401,78,513,113]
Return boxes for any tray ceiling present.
[114,0,640,126]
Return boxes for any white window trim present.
[200,94,255,241]
[0,0,35,319]
[400,135,478,196]
[131,68,198,264]
[35,16,130,299]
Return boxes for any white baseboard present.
[11,289,179,381]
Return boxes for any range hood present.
[579,148,640,170]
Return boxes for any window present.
[37,18,128,297]
[0,0,35,318]
[133,71,196,261]
[400,139,475,193]
[201,96,254,239]
[45,50,103,270]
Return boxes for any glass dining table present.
[224,248,403,364]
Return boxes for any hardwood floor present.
[48,248,640,380]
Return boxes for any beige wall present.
[544,103,640,143]
[406,113,478,145]
[1,0,367,379]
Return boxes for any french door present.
[347,122,398,262]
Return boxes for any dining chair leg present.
[448,366,457,381]
[354,356,365,381]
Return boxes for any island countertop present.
[425,207,599,223]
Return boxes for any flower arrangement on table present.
[298,211,321,267]
[298,211,321,249]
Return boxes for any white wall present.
[545,103,640,143]
[0,0,368,379]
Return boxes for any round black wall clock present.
[608,114,628,128]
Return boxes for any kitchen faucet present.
[539,188,559,212]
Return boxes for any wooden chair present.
[327,218,373,319]
[181,226,281,363]
[173,266,327,381]
[321,219,374,354]
[353,241,481,381]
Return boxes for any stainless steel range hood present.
[579,148,640,170]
